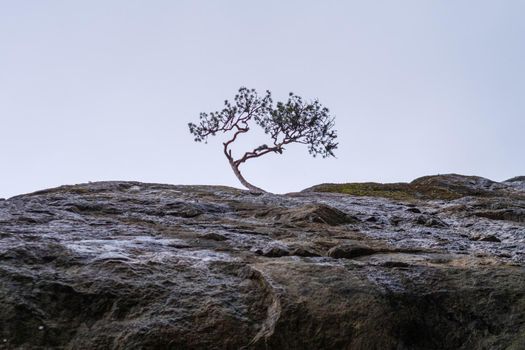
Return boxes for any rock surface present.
[0,175,524,349]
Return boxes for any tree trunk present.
[228,160,266,193]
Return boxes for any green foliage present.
[258,92,337,158]
[188,87,337,159]
[188,87,273,143]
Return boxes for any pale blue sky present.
[1,1,524,198]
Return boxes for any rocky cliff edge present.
[0,174,524,349]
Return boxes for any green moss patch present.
[304,175,507,201]
[307,182,461,201]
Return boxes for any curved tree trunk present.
[228,160,266,193]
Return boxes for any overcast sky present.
[1,1,524,198]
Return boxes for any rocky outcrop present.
[0,175,524,349]
[304,173,525,201]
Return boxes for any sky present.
[1,1,524,198]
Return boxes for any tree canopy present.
[188,87,337,192]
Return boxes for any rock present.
[389,216,403,226]
[480,235,501,242]
[290,247,320,257]
[415,215,448,228]
[0,179,524,349]
[201,232,228,241]
[505,176,525,182]
[305,173,525,201]
[504,176,525,191]
[256,245,290,257]
[327,243,378,259]
[380,261,410,268]
[266,204,358,226]
[128,185,141,193]
[474,209,525,223]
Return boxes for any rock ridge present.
[0,175,524,349]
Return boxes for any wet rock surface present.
[0,175,524,349]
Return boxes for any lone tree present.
[188,87,337,193]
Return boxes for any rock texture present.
[0,175,524,349]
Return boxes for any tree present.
[188,87,338,193]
